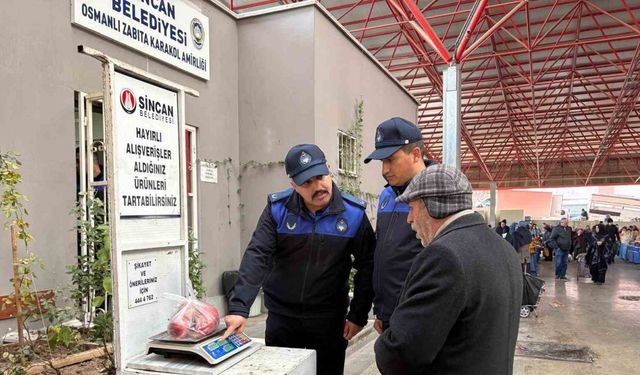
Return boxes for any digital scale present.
[145,327,254,365]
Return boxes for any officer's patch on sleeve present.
[268,188,294,203]
[341,192,367,209]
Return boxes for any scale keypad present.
[202,333,252,360]
[229,333,250,347]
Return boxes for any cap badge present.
[299,152,312,165]
[376,129,383,143]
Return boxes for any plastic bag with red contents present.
[164,287,220,340]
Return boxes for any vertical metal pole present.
[78,92,92,326]
[489,182,497,228]
[186,127,199,249]
[86,96,97,326]
[102,60,122,372]
[179,90,189,296]
[442,64,461,168]
[85,98,96,319]
[79,92,88,259]
[86,102,95,207]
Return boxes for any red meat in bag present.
[167,299,220,340]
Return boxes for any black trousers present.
[590,264,607,283]
[265,312,348,375]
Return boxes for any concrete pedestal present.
[125,344,316,375]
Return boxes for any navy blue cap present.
[285,144,330,185]
[364,117,422,163]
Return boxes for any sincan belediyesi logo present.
[120,88,137,114]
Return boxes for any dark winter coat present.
[573,233,588,253]
[374,213,522,375]
[542,230,552,247]
[496,225,514,248]
[512,226,533,250]
[584,230,594,244]
[550,224,573,251]
[606,224,620,242]
[586,233,611,270]
[495,225,509,236]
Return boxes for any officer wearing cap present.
[374,165,522,374]
[223,144,375,375]
[364,117,436,334]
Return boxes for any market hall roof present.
[225,0,640,188]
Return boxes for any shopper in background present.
[542,223,554,261]
[549,218,572,280]
[512,221,533,273]
[605,218,620,263]
[581,208,589,221]
[586,223,612,285]
[530,223,542,238]
[573,228,588,260]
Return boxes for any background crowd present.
[494,216,639,285]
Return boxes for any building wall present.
[313,8,418,222]
[0,1,84,334]
[0,0,239,333]
[497,210,525,225]
[181,3,241,309]
[551,195,564,217]
[237,7,316,249]
[236,5,418,249]
[496,190,553,219]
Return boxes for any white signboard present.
[72,0,210,80]
[115,72,181,216]
[199,160,218,183]
[127,258,159,308]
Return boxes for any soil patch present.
[1,336,112,374]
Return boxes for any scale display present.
[202,333,251,360]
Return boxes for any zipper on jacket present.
[300,219,316,304]
[385,211,400,245]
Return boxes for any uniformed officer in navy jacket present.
[223,144,375,375]
[364,118,435,334]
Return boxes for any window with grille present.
[338,130,358,176]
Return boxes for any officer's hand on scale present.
[221,314,247,340]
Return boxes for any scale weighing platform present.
[145,329,253,365]
[127,327,261,375]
